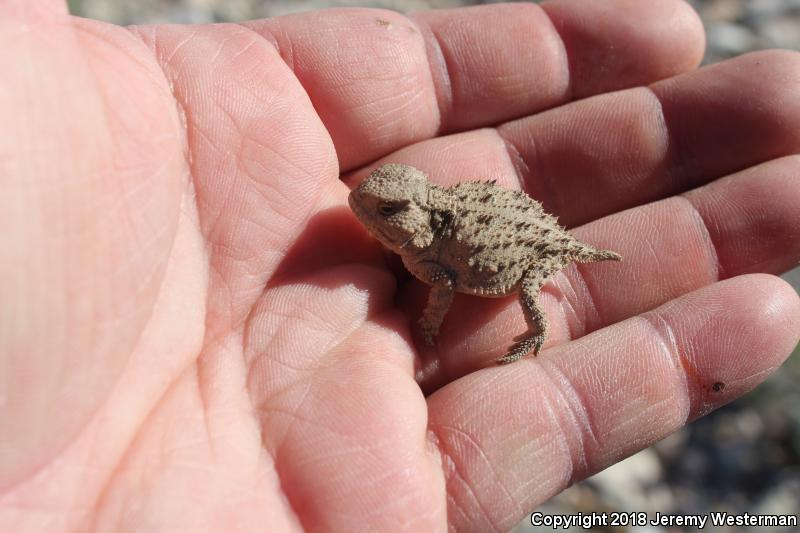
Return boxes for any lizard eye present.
[378,203,400,216]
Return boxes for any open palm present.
[2,1,799,531]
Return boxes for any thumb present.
[0,4,184,487]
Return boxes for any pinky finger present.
[426,274,800,532]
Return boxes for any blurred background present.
[68,0,800,64]
[68,1,800,531]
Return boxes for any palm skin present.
[1,1,799,532]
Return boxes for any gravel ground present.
[69,0,800,65]
[67,1,800,531]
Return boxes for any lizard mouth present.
[398,232,417,249]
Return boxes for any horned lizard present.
[348,164,621,364]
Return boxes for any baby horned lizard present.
[349,164,621,364]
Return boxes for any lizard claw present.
[496,334,544,364]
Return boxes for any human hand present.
[2,1,799,531]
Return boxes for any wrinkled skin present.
[1,1,800,532]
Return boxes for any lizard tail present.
[570,243,622,264]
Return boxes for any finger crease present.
[427,423,505,532]
[565,261,605,337]
[677,194,725,281]
[640,313,692,422]
[644,85,696,194]
[538,6,574,103]
[408,15,454,134]
[539,353,600,481]
[495,127,561,217]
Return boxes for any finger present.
[351,50,800,229]
[500,49,800,227]
[243,0,703,170]
[412,0,703,131]
[540,0,704,97]
[427,274,800,532]
[683,156,800,278]
[410,156,800,389]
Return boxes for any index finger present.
[244,0,704,170]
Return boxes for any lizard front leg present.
[409,261,455,346]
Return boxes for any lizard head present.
[348,164,435,253]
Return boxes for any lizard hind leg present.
[496,262,560,365]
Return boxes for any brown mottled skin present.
[349,164,622,364]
